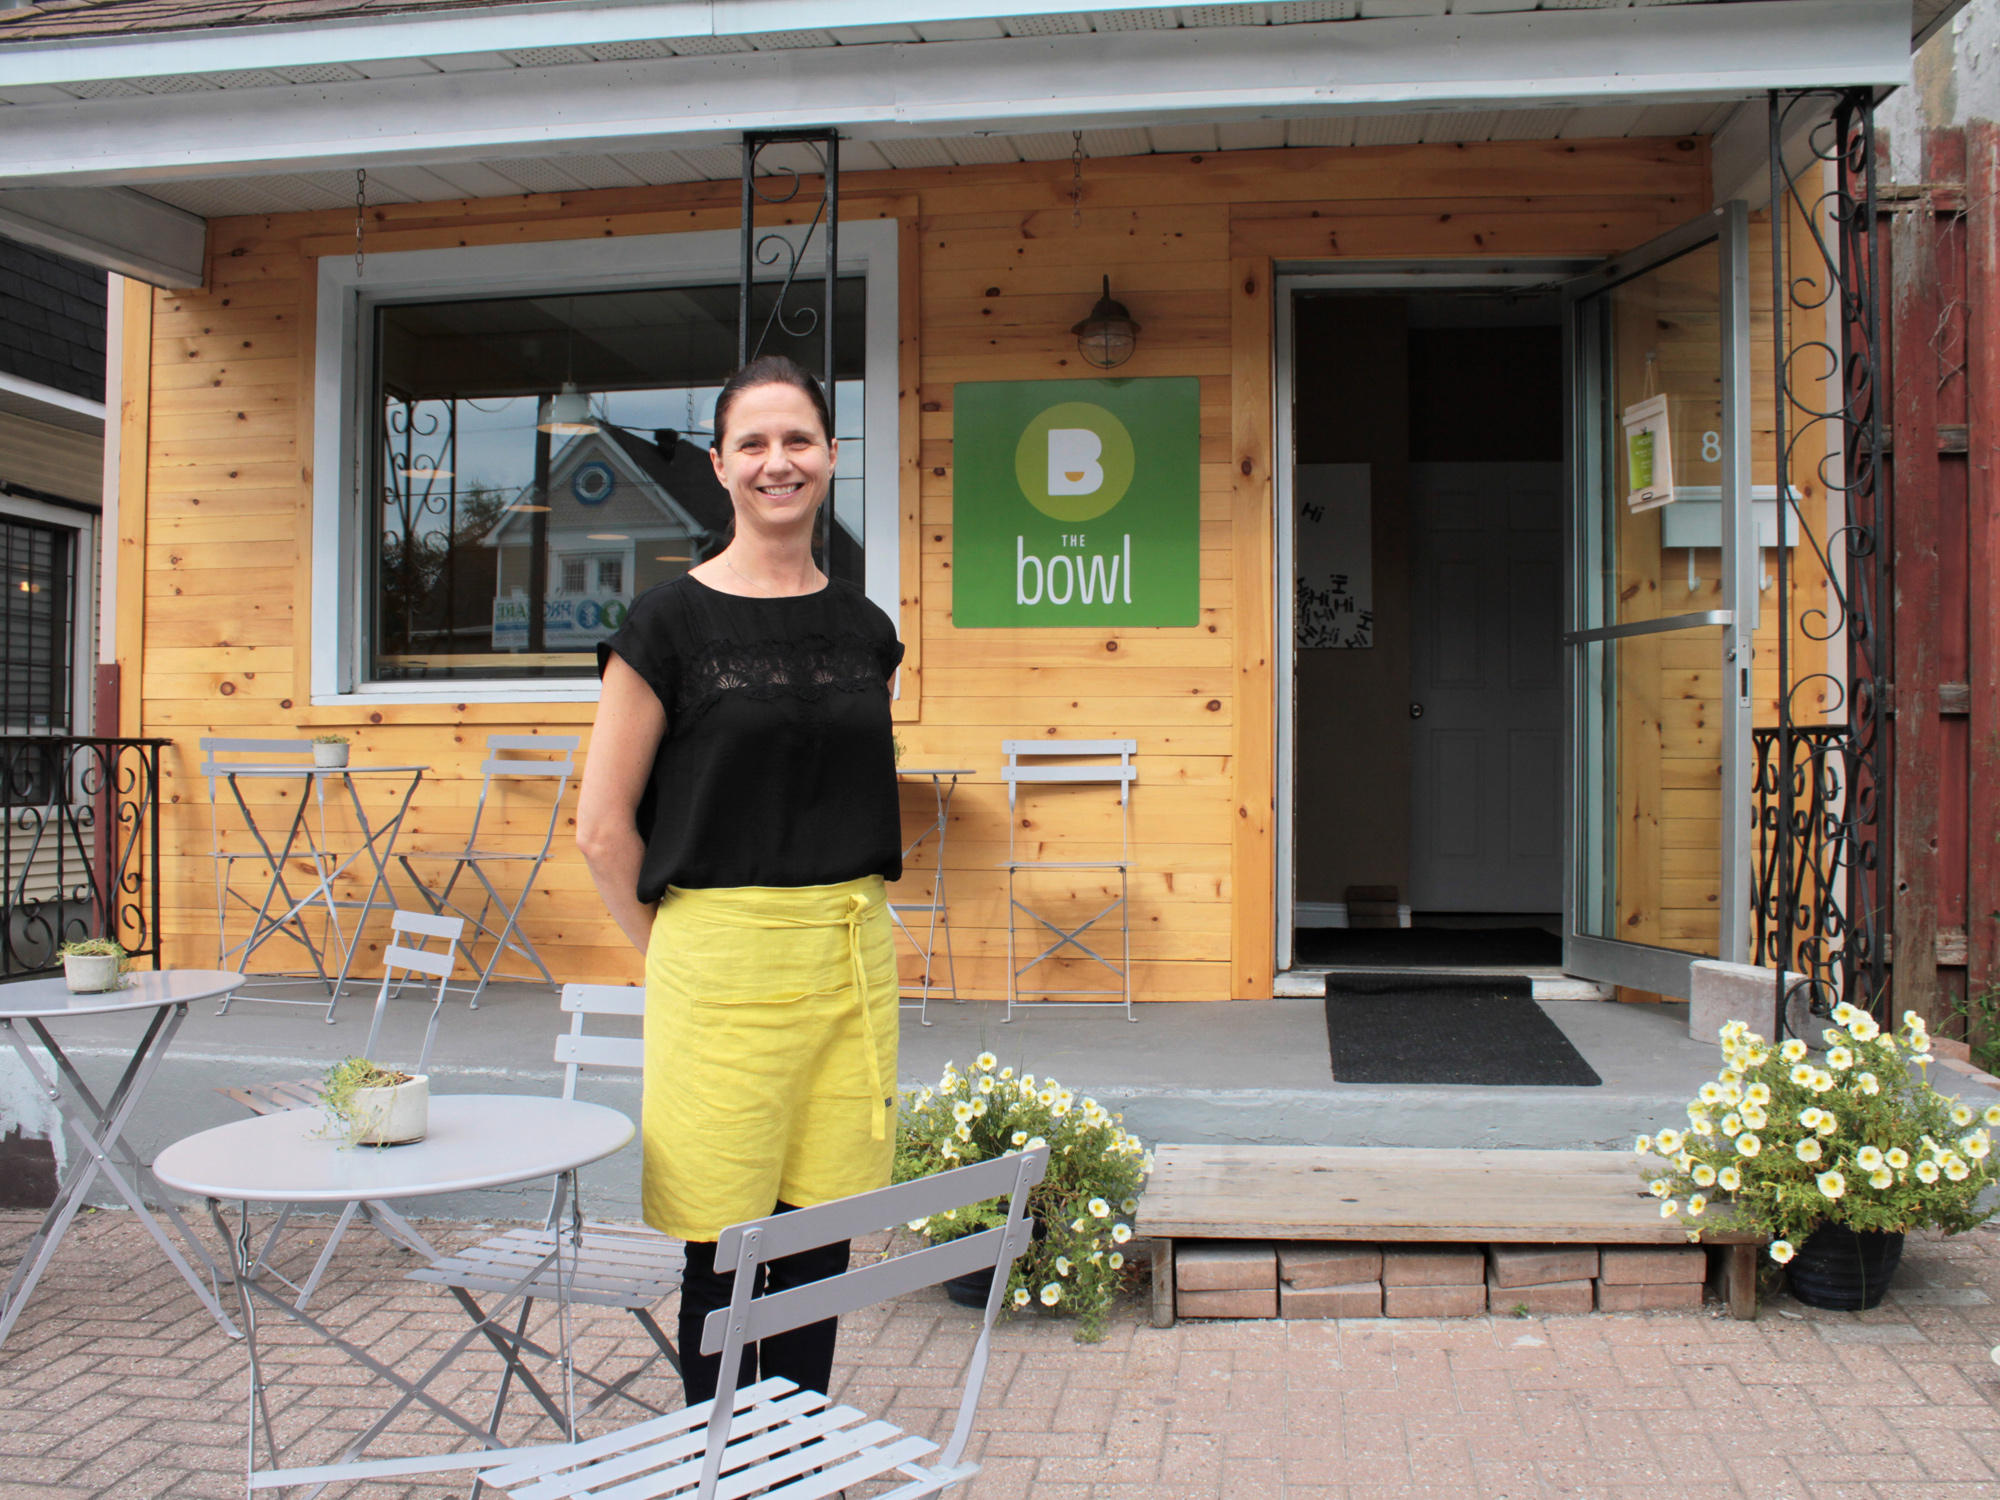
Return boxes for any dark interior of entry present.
[1291,291,1565,962]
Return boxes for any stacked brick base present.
[1174,1241,1710,1319]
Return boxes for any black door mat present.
[1296,925,1562,969]
[1324,976,1602,1086]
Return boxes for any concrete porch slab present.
[14,977,1997,1224]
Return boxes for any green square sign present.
[951,376,1201,627]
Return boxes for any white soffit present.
[0,2,1914,189]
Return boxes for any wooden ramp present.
[1136,1144,1760,1322]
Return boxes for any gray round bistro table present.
[154,1094,636,1488]
[0,968,246,1347]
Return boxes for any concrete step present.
[1277,968,1613,1001]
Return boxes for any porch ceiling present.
[0,0,1917,284]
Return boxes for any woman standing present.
[576,354,904,1405]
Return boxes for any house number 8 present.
[1701,430,1722,463]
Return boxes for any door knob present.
[1409,703,1425,719]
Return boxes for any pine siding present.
[129,139,1711,998]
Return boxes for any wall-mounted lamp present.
[537,381,598,435]
[1071,275,1141,370]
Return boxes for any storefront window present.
[370,280,864,682]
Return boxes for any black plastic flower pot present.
[943,1267,995,1308]
[1785,1222,1905,1311]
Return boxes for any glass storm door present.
[1564,203,1755,998]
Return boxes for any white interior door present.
[1408,462,1563,912]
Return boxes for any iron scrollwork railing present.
[1759,90,1890,1037]
[739,128,839,562]
[1,737,166,980]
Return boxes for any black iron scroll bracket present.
[1760,89,1890,1038]
[738,129,841,566]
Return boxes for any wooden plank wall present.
[126,138,1710,1000]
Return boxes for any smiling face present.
[709,381,837,542]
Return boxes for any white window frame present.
[0,492,97,736]
[312,219,900,706]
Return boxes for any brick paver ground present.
[2,1209,1999,1499]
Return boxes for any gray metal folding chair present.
[399,733,578,1009]
[380,1145,1049,1500]
[406,982,684,1428]
[1002,738,1138,1022]
[200,736,341,1016]
[216,908,464,1308]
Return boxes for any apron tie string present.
[843,892,887,1141]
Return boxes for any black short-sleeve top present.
[598,574,906,900]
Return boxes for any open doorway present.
[1287,288,1565,972]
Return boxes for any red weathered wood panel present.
[1966,123,2000,1004]
[1889,132,1947,1026]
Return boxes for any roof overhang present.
[0,0,1916,287]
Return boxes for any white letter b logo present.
[1046,428,1104,496]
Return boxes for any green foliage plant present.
[311,734,350,746]
[1639,1005,2000,1268]
[56,937,129,983]
[895,1052,1151,1341]
[318,1056,415,1148]
[1949,980,2000,1076]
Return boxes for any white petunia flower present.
[1011,1130,1028,1147]
[1742,1105,1769,1131]
[1718,1166,1742,1191]
[1737,1133,1762,1158]
[1886,1147,1910,1170]
[1769,1240,1796,1264]
[1855,1145,1884,1172]
[1055,1256,1072,1277]
[1693,1163,1716,1187]
[1649,1178,1673,1199]
[1635,1135,1655,1156]
[1722,1114,1743,1138]
[1795,1138,1822,1164]
[1816,1112,1838,1138]
[1952,1104,1976,1128]
[1799,1108,1824,1131]
[1685,1194,1707,1217]
[1699,1083,1723,1106]
[976,1052,998,1071]
[1869,1168,1894,1190]
[1916,1159,1941,1184]
[1963,1131,1991,1161]
[1655,1128,1683,1156]
[907,1218,929,1233]
[1040,1283,1061,1307]
[1112,1223,1133,1244]
[1012,1287,1030,1308]
[1109,1252,1124,1270]
[1849,1015,1879,1041]
[1985,1104,2000,1128]
[1857,1072,1881,1096]
[1088,1198,1111,1218]
[1827,1047,1854,1071]
[1121,1197,1139,1214]
[953,1101,975,1124]
[955,1122,972,1142]
[1782,1039,1809,1063]
[1791,1064,1818,1088]
[1747,1083,1772,1106]
[1945,1156,1971,1182]
[979,1076,995,1094]
[1000,1067,1015,1080]
[1026,1136,1047,1150]
[1817,1170,1846,1200]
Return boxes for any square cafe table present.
[0,968,247,1347]
[153,1094,635,1490]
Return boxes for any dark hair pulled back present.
[710,354,833,449]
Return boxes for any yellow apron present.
[641,875,898,1243]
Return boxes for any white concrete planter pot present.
[348,1074,428,1146]
[62,953,122,993]
[313,743,350,768]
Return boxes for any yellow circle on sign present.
[1014,402,1136,522]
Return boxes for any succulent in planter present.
[317,1056,428,1147]
[56,938,129,993]
[310,733,351,768]
[1638,1005,2000,1308]
[895,1053,1151,1342]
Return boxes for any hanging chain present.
[354,168,367,279]
[1070,131,1084,230]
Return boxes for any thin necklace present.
[725,553,813,597]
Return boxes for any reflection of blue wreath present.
[571,461,616,506]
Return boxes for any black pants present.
[677,1202,850,1406]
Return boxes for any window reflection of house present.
[481,426,728,651]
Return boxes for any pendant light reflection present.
[537,381,598,435]
[1071,275,1141,370]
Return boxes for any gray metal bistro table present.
[893,768,974,1025]
[153,1094,635,1492]
[0,968,246,1348]
[211,762,428,1018]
